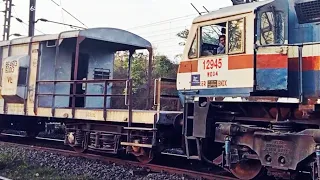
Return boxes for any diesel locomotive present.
[1,0,320,179]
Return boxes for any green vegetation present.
[112,51,179,110]
[110,28,194,110]
[0,152,91,180]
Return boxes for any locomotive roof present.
[0,27,152,49]
[192,0,274,23]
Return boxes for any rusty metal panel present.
[36,107,52,117]
[106,110,155,124]
[55,108,72,118]
[1,55,29,102]
[6,103,24,115]
[75,109,103,120]
[26,43,40,116]
[0,41,9,47]
[32,34,59,42]
[10,44,29,56]
[0,28,152,49]
[10,37,32,46]
[74,109,156,124]
[81,40,114,109]
[37,39,76,108]
[60,31,79,39]
[79,28,152,49]
[131,110,155,124]
[215,122,320,171]
[0,98,4,114]
[36,107,177,125]
[2,47,8,59]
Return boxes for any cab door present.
[196,17,252,96]
[194,22,229,93]
[255,10,288,92]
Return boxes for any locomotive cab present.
[175,0,320,179]
[178,0,320,101]
[177,0,290,98]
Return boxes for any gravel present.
[0,142,195,180]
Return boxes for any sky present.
[0,0,232,61]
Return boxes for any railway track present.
[0,133,237,180]
[0,176,11,180]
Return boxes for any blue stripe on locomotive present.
[288,70,320,97]
[256,68,288,91]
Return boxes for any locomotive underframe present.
[3,96,320,179]
[180,96,320,179]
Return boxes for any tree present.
[176,29,189,46]
[152,54,178,79]
[175,28,189,60]
[112,51,178,110]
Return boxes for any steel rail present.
[0,138,237,180]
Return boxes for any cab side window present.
[200,22,226,57]
[188,35,198,59]
[260,11,284,45]
[228,18,245,54]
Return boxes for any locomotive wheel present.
[73,146,86,153]
[25,131,39,138]
[229,159,263,180]
[135,148,154,164]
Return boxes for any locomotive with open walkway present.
[2,0,320,179]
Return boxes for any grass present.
[0,151,92,180]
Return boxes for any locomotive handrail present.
[153,77,180,112]
[36,79,128,83]
[36,93,125,97]
[153,79,159,106]
[124,80,129,106]
[158,77,177,83]
[255,41,320,48]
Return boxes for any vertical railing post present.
[126,50,134,142]
[128,79,133,126]
[126,79,133,142]
[103,80,107,121]
[147,48,153,110]
[52,33,62,117]
[52,81,57,116]
[156,78,161,112]
[24,36,34,115]
[298,45,304,103]
[71,36,85,118]
[33,81,38,115]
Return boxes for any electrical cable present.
[11,15,45,34]
[49,0,88,28]
[127,13,197,30]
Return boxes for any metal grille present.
[294,0,320,23]
[231,0,257,5]
[93,68,110,80]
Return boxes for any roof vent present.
[231,0,257,5]
[294,0,320,23]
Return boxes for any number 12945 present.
[203,58,222,69]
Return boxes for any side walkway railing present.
[34,79,133,123]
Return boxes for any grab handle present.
[125,80,129,106]
[153,79,158,105]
